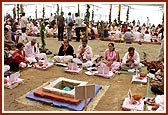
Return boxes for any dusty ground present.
[3,36,161,112]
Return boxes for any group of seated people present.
[4,37,164,111]
[5,38,47,71]
[102,22,164,43]
[5,37,143,72]
[53,37,143,72]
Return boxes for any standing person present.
[121,47,140,70]
[74,13,82,42]
[20,12,29,43]
[57,11,65,41]
[66,12,73,41]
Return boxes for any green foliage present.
[143,51,147,60]
[126,6,129,22]
[13,6,16,19]
[84,4,90,27]
[20,4,24,13]
[109,8,111,23]
[78,4,80,16]
[56,4,59,15]
[42,6,45,19]
[35,6,37,19]
[17,4,19,22]
[91,9,94,21]
[40,23,46,49]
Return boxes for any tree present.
[56,4,59,16]
[118,4,121,24]
[42,5,45,19]
[17,4,19,23]
[91,5,94,22]
[13,5,16,19]
[84,4,90,37]
[20,4,24,13]
[35,5,37,19]
[78,4,80,16]
[109,4,112,24]
[126,6,129,23]
[84,4,90,27]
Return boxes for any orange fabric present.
[34,88,81,105]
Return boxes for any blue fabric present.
[26,85,102,111]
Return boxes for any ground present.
[3,36,161,112]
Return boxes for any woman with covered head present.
[97,42,121,71]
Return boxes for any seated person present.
[24,38,47,63]
[4,26,16,51]
[54,39,74,63]
[151,95,164,111]
[97,43,121,71]
[73,38,93,65]
[121,47,140,70]
[7,43,29,71]
[150,71,164,95]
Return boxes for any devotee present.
[96,42,121,71]
[150,70,164,95]
[7,43,29,71]
[57,11,65,41]
[24,38,47,64]
[121,47,140,70]
[66,12,73,41]
[123,28,133,43]
[54,39,74,63]
[4,26,16,51]
[20,12,29,43]
[73,38,93,64]
[144,30,151,42]
[151,95,164,111]
[74,13,82,42]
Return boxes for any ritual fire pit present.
[42,77,88,98]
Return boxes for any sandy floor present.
[3,36,161,112]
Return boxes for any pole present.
[84,86,87,111]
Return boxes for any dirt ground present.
[3,36,161,112]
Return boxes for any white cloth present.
[24,42,46,63]
[4,65,10,73]
[54,55,73,63]
[122,51,140,65]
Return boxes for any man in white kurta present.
[24,38,46,63]
[73,38,93,66]
[121,47,140,70]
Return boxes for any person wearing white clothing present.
[144,30,151,42]
[24,38,46,63]
[66,12,73,41]
[121,47,141,70]
[73,38,93,65]
[20,12,29,43]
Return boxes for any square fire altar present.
[42,77,88,98]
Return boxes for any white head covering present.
[5,25,11,30]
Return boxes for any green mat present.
[120,66,148,74]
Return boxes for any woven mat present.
[15,81,109,111]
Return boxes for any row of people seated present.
[5,38,47,71]
[54,38,142,72]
